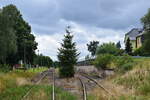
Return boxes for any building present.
[124,28,143,51]
[136,32,145,48]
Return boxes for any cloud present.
[0,0,150,60]
[35,20,126,60]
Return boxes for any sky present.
[0,0,150,60]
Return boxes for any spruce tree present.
[58,27,79,78]
[125,38,132,55]
[116,41,121,49]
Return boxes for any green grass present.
[27,67,48,73]
[0,85,32,100]
[0,85,77,100]
[14,67,49,73]
[0,68,78,100]
[0,67,48,93]
[87,95,97,100]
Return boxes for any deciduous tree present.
[87,41,99,57]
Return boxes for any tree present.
[0,7,17,64]
[85,55,90,60]
[58,27,79,78]
[96,42,119,55]
[2,4,37,65]
[125,38,132,55]
[87,41,99,57]
[34,54,53,67]
[141,8,150,56]
[116,41,121,49]
[141,8,150,30]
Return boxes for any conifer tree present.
[58,26,79,77]
[116,41,121,49]
[125,38,132,55]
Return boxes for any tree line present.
[0,4,53,68]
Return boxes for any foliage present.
[34,54,53,67]
[26,67,48,73]
[115,55,134,73]
[125,38,132,55]
[141,31,150,56]
[94,54,114,69]
[0,8,17,64]
[87,41,99,56]
[114,60,150,97]
[0,4,37,65]
[117,49,125,56]
[85,54,91,60]
[57,27,79,77]
[141,8,150,56]
[133,47,145,56]
[116,41,121,49]
[53,61,60,68]
[0,64,11,73]
[141,8,150,30]
[96,42,120,55]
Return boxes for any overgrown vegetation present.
[114,59,150,99]
[94,54,114,69]
[0,4,37,65]
[114,55,134,73]
[96,42,120,56]
[94,54,134,72]
[87,41,99,57]
[34,54,53,67]
[0,68,77,100]
[0,84,77,100]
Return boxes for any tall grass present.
[114,60,150,98]
[0,85,77,100]
[0,68,78,100]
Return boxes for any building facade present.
[124,28,144,51]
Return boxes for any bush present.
[96,42,120,56]
[94,54,114,69]
[133,47,144,56]
[0,64,11,73]
[115,55,134,73]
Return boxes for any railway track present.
[52,69,55,100]
[78,77,87,100]
[21,68,55,100]
[79,72,114,97]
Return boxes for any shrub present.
[115,55,134,73]
[0,64,11,73]
[96,42,120,56]
[94,54,114,69]
[133,47,144,56]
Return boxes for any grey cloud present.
[1,0,149,30]
[0,0,150,59]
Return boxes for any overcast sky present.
[0,0,150,60]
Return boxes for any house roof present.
[136,31,145,37]
[125,28,143,40]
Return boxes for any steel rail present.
[21,70,49,100]
[78,77,87,100]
